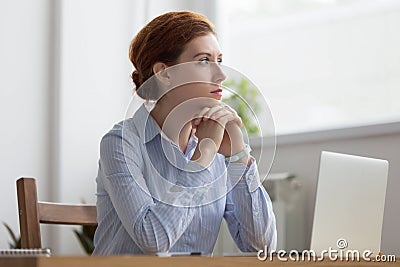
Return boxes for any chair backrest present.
[17,177,97,249]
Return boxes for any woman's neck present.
[150,103,192,154]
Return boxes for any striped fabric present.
[93,104,277,255]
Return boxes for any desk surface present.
[0,256,399,267]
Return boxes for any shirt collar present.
[132,104,199,154]
[132,104,161,144]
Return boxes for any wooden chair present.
[16,177,98,249]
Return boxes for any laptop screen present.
[310,151,388,255]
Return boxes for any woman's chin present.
[208,94,222,100]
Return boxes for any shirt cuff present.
[226,157,261,192]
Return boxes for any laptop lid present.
[310,151,388,254]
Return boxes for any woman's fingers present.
[193,107,211,125]
[209,105,242,128]
[214,112,238,127]
[194,103,242,128]
[202,105,224,121]
[223,105,242,127]
[209,108,230,121]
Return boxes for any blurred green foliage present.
[222,78,260,135]
[73,225,96,255]
[2,217,95,254]
[2,222,21,249]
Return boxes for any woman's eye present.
[199,58,209,64]
[198,57,222,65]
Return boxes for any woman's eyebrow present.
[193,52,223,58]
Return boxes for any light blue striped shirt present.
[93,104,277,255]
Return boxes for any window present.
[220,0,400,135]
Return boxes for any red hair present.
[129,11,216,96]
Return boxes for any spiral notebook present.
[0,248,51,257]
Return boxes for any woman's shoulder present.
[100,118,142,146]
[98,118,146,172]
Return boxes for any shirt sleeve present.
[99,128,212,254]
[223,157,277,252]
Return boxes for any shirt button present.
[254,211,259,216]
[248,174,254,181]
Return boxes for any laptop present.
[310,151,388,254]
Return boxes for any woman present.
[93,11,276,255]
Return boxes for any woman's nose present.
[212,62,226,84]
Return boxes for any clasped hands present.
[191,103,249,167]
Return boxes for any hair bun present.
[131,70,141,89]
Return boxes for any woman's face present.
[159,33,226,107]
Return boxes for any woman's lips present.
[210,88,223,96]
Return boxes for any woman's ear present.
[153,62,170,86]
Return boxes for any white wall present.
[0,0,51,249]
[55,0,140,254]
